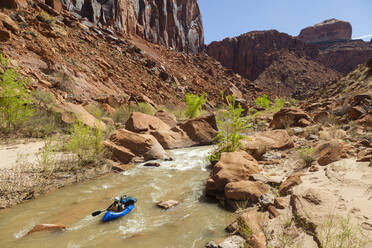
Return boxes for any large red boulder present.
[179,114,218,145]
[224,181,270,202]
[298,19,352,44]
[206,151,261,196]
[125,112,171,133]
[270,108,311,129]
[105,129,167,163]
[242,130,294,159]
[314,139,344,166]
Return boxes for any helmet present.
[114,197,120,202]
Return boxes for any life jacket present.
[120,196,137,206]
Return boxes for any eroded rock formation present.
[298,19,352,44]
[58,0,204,52]
[207,30,319,81]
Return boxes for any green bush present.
[255,94,270,110]
[0,54,34,132]
[65,122,103,163]
[271,97,286,111]
[112,102,155,123]
[185,92,206,119]
[297,146,316,167]
[209,95,251,163]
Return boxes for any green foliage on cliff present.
[185,92,206,119]
[0,54,34,132]
[255,94,270,109]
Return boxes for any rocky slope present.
[254,51,341,100]
[0,2,266,124]
[34,0,204,53]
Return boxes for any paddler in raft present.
[107,196,124,212]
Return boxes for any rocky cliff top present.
[298,18,352,44]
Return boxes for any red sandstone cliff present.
[33,0,204,53]
[207,30,319,81]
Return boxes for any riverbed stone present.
[156,200,179,209]
[27,224,66,235]
[218,235,245,248]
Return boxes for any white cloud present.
[353,34,372,40]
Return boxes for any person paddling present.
[107,197,124,212]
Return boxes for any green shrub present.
[85,104,105,119]
[255,94,270,110]
[0,54,34,132]
[185,92,206,119]
[36,136,58,175]
[36,11,56,26]
[112,102,155,123]
[65,122,103,163]
[209,95,251,163]
[297,146,316,167]
[271,97,286,111]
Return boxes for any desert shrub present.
[85,104,105,119]
[237,217,253,241]
[36,11,56,26]
[271,97,286,112]
[36,136,58,176]
[255,94,270,110]
[32,90,56,107]
[297,146,316,167]
[64,121,104,164]
[112,102,155,123]
[185,92,206,119]
[209,95,250,163]
[318,215,370,248]
[0,54,34,132]
[159,104,187,121]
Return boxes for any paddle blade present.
[92,210,102,217]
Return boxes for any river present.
[0,146,233,248]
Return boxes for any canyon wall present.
[55,0,204,53]
[207,30,319,81]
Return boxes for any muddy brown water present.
[0,146,233,248]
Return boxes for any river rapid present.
[0,146,233,248]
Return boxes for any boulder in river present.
[104,129,168,163]
[206,151,261,197]
[156,200,179,210]
[179,114,218,145]
[27,224,66,235]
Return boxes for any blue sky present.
[198,0,372,44]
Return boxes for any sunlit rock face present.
[58,0,204,53]
[298,18,352,44]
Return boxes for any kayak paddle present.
[91,210,106,217]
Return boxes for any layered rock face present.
[298,19,352,44]
[58,0,204,52]
[298,19,372,74]
[206,30,319,81]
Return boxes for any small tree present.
[255,94,270,110]
[210,94,251,163]
[185,92,206,119]
[0,54,33,131]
